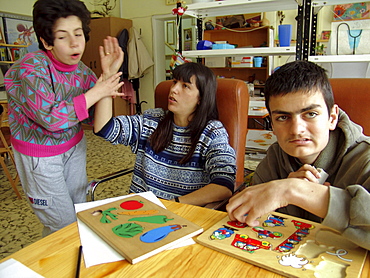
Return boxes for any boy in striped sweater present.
[5,0,124,236]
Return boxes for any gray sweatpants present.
[13,136,87,236]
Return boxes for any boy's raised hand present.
[99,36,124,79]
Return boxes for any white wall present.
[1,1,33,16]
[0,0,121,17]
[120,0,176,109]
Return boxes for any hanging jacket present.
[117,28,129,79]
[128,27,154,80]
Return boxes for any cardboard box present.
[205,57,227,68]
[231,56,254,68]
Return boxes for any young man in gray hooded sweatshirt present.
[227,60,370,250]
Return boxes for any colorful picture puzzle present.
[77,196,203,264]
[196,212,368,277]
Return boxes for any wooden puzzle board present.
[196,212,368,278]
[77,195,203,264]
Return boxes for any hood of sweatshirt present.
[313,109,365,175]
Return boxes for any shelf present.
[311,0,358,8]
[308,54,370,63]
[210,67,267,70]
[183,47,296,58]
[0,43,28,48]
[185,0,298,18]
[0,43,28,64]
[185,0,355,18]
[254,85,265,88]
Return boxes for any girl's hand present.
[99,36,124,79]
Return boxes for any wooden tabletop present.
[249,100,269,118]
[1,200,369,278]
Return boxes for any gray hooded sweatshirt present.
[253,109,370,250]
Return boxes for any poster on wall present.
[331,19,370,55]
[333,3,370,21]
[3,17,38,52]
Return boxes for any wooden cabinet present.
[202,26,272,84]
[82,17,133,116]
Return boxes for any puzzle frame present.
[196,212,368,278]
[77,195,203,264]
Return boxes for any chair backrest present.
[0,104,11,150]
[155,78,249,187]
[0,104,22,199]
[329,78,370,136]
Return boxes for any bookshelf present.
[0,43,28,64]
[183,0,364,63]
[193,26,274,83]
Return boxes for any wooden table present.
[248,99,271,130]
[1,200,369,278]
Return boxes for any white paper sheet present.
[246,129,277,151]
[0,258,44,278]
[75,191,195,268]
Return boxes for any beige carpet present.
[0,129,136,259]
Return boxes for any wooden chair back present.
[0,104,21,199]
[329,78,370,136]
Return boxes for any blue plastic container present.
[212,44,235,50]
[253,57,263,67]
[196,40,213,50]
[278,24,292,47]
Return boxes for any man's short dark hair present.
[33,0,91,51]
[264,60,334,115]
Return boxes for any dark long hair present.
[33,0,91,51]
[150,62,218,164]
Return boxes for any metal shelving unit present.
[185,0,298,18]
[308,54,370,63]
[182,0,359,62]
[183,47,296,58]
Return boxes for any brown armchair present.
[89,78,249,202]
[329,78,370,136]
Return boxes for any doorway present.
[152,14,197,87]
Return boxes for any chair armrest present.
[87,167,134,201]
[209,182,247,211]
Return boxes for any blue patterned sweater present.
[97,108,236,199]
